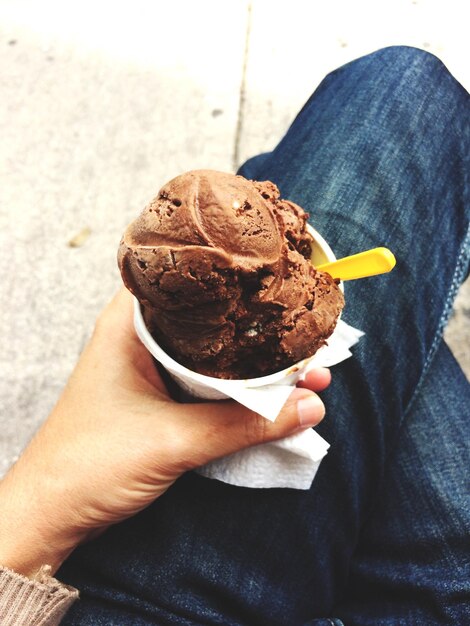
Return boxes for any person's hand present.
[0,288,330,577]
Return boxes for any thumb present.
[173,387,325,470]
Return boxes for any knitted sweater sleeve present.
[0,565,78,625]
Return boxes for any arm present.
[0,288,329,623]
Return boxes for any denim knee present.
[358,45,449,90]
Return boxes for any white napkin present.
[197,428,330,489]
[195,320,364,489]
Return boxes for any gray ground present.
[1,1,468,477]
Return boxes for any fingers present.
[91,288,138,356]
[297,367,331,392]
[94,287,135,340]
[89,288,169,395]
[172,387,326,469]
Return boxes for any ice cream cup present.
[133,224,342,408]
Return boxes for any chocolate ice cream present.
[118,170,344,379]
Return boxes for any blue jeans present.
[58,47,470,625]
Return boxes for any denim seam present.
[403,218,470,420]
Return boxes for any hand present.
[0,288,330,577]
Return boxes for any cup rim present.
[133,224,339,387]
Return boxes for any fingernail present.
[297,395,325,427]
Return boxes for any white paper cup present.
[133,225,341,403]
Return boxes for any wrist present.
[0,526,74,578]
[0,469,80,577]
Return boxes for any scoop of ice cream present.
[118,170,344,379]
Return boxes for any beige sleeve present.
[0,565,79,626]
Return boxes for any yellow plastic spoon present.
[316,247,396,281]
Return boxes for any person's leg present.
[58,47,470,625]
[241,44,470,619]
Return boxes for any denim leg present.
[238,44,470,614]
[334,342,470,625]
[58,47,470,625]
